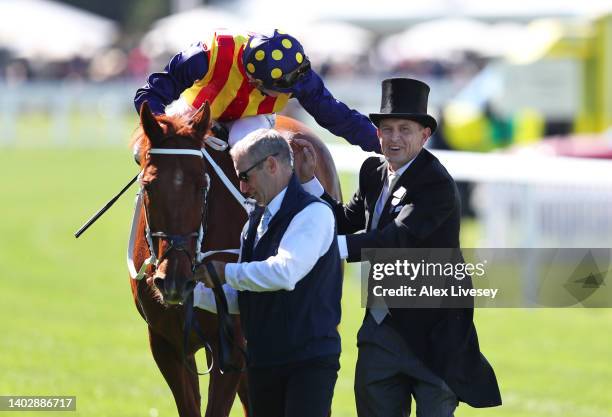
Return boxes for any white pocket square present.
[393,186,407,199]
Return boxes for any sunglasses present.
[265,59,311,90]
[237,153,279,182]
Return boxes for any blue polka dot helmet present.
[243,29,310,92]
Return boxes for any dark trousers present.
[355,315,458,417]
[247,354,340,417]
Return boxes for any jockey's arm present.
[134,42,209,115]
[290,70,382,154]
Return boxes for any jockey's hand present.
[195,261,226,288]
[291,138,317,183]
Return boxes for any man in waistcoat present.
[193,128,343,417]
[295,78,502,417]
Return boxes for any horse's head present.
[137,101,211,305]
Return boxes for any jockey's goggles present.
[238,153,279,182]
[264,59,311,91]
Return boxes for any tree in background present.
[56,0,170,33]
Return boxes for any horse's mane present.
[130,113,207,167]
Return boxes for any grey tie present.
[370,260,391,322]
[371,172,398,230]
[369,172,399,324]
[254,207,272,245]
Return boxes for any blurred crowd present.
[0,40,488,85]
[0,46,151,84]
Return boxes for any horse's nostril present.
[154,277,165,290]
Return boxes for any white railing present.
[0,77,460,147]
[0,80,139,146]
[328,144,612,248]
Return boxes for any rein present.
[204,262,248,373]
[126,145,250,375]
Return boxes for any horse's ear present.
[140,101,163,144]
[191,101,211,138]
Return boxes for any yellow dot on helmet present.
[246,63,255,73]
[296,52,303,64]
[271,68,283,79]
[282,39,292,49]
[255,50,265,61]
[272,49,283,60]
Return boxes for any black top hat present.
[369,78,437,132]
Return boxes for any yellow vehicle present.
[442,15,612,151]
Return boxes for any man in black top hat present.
[295,78,501,417]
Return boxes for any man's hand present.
[291,138,317,184]
[194,260,227,288]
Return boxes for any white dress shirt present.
[301,159,414,260]
[194,184,335,314]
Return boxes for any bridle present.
[141,148,209,280]
[128,147,250,281]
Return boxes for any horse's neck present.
[203,150,247,252]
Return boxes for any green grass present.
[1,148,611,417]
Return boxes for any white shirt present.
[301,159,414,259]
[194,185,335,314]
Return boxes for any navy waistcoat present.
[238,174,342,367]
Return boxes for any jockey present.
[134,29,380,152]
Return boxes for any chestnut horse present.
[128,101,342,417]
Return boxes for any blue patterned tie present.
[255,207,272,245]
